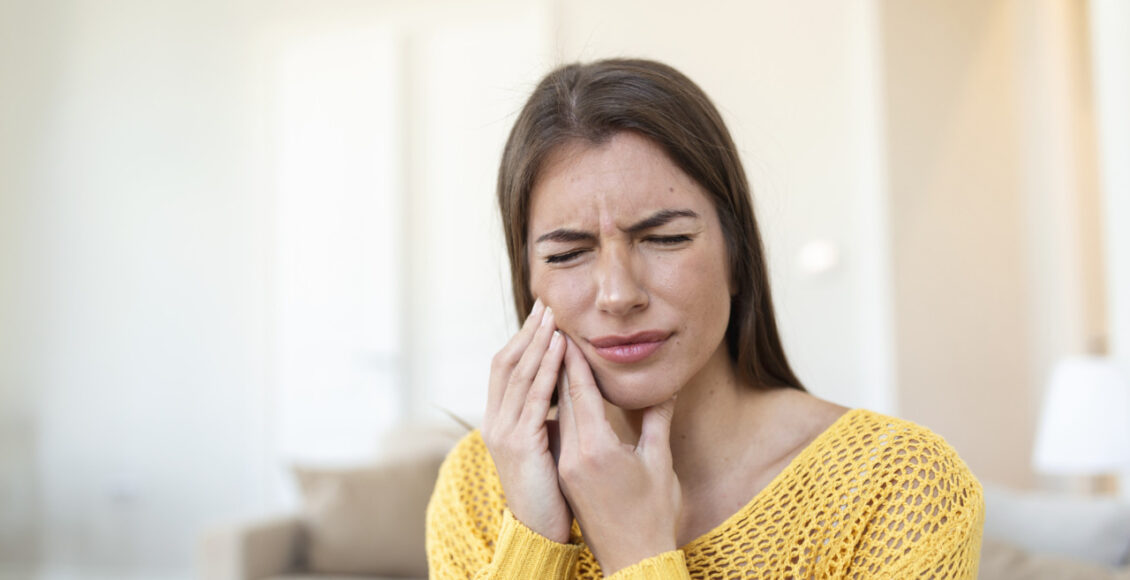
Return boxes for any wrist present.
[508,503,572,544]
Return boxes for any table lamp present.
[1032,355,1130,494]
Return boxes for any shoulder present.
[831,407,980,483]
[435,429,499,490]
[846,411,984,558]
[797,408,984,531]
[840,412,985,576]
[814,410,985,577]
[841,410,980,485]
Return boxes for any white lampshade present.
[1033,356,1130,475]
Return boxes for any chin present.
[591,370,679,410]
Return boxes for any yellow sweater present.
[426,408,984,579]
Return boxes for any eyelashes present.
[546,250,585,264]
[544,235,693,264]
[649,234,692,245]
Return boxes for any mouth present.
[588,330,671,364]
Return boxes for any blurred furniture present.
[199,424,462,580]
[978,483,1130,579]
[1033,355,1130,493]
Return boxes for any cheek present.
[662,247,731,323]
[529,270,590,334]
[647,255,688,296]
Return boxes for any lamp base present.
[1037,473,1121,495]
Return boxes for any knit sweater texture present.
[426,408,984,579]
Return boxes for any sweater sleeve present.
[850,427,985,579]
[604,550,692,580]
[425,432,582,580]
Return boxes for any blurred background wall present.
[0,0,1126,578]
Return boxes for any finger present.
[556,367,579,453]
[487,298,545,417]
[519,330,566,429]
[639,396,677,465]
[499,305,557,422]
[562,336,614,445]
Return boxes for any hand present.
[481,299,573,543]
[556,336,681,575]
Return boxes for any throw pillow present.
[294,451,446,577]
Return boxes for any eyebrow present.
[534,208,701,244]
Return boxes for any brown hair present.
[497,58,804,391]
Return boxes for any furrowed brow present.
[535,229,596,244]
[626,209,700,234]
[534,209,700,245]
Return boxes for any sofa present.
[977,483,1130,579]
[199,424,462,580]
[200,429,1130,580]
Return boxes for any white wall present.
[4,0,268,574]
[259,0,552,506]
[1089,0,1130,498]
[403,3,554,425]
[0,0,67,569]
[882,0,1036,488]
[1,0,556,573]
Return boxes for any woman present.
[426,58,984,579]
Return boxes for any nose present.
[594,245,648,316]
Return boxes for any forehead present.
[528,133,712,231]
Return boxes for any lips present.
[589,330,670,364]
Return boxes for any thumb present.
[638,396,676,464]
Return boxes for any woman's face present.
[527,132,734,410]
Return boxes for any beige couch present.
[199,425,461,580]
[201,436,1130,579]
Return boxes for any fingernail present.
[541,306,554,326]
[550,330,562,347]
[528,298,542,319]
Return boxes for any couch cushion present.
[294,450,446,577]
[979,539,1128,580]
[983,483,1130,567]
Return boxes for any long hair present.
[497,58,804,391]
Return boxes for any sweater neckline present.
[677,407,864,552]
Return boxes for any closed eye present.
[545,249,587,264]
[647,235,692,245]
[545,235,691,263]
